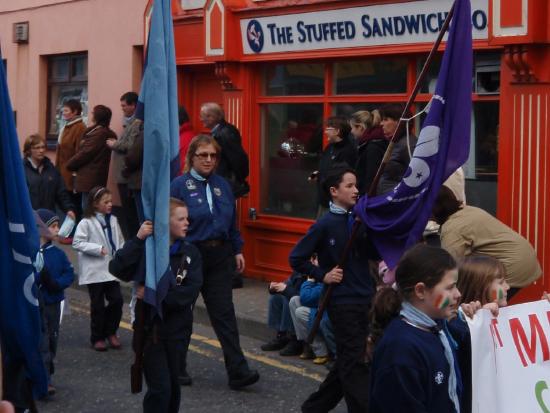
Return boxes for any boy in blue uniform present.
[36,209,75,395]
[289,166,379,413]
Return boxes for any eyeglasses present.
[324,127,336,131]
[194,152,218,160]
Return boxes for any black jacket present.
[212,120,250,196]
[317,137,357,207]
[377,132,418,195]
[23,157,74,213]
[109,236,202,340]
[355,138,389,196]
[269,271,306,299]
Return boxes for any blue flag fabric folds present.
[0,58,48,396]
[355,0,472,270]
[137,0,180,314]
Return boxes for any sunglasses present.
[194,152,218,160]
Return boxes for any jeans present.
[267,293,294,334]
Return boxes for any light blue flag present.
[137,0,180,314]
[0,55,48,397]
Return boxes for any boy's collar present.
[329,201,351,215]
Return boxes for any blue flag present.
[355,0,472,269]
[0,57,48,396]
[137,0,180,314]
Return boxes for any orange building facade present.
[163,0,549,301]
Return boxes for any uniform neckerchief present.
[400,301,460,413]
[190,169,213,212]
[329,202,348,215]
[95,213,117,255]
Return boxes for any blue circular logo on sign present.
[246,20,264,53]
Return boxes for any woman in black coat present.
[22,134,75,219]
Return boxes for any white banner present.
[467,300,550,413]
[240,0,488,55]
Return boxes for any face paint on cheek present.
[492,288,505,301]
[434,294,450,310]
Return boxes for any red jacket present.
[179,122,195,173]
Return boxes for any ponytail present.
[369,287,402,347]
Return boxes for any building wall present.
[0,0,148,143]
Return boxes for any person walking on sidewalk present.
[72,186,124,351]
[170,134,260,390]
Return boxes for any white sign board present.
[241,0,488,55]
[467,300,550,413]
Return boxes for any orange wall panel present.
[174,22,204,61]
[500,0,523,27]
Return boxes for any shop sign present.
[241,0,488,55]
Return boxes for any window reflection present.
[261,104,323,219]
[334,58,407,94]
[264,64,324,96]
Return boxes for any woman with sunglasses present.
[170,134,260,390]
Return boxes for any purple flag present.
[355,0,472,269]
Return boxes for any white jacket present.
[73,214,124,285]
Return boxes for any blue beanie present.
[36,209,59,227]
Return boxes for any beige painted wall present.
[0,0,148,144]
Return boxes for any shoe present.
[47,385,56,396]
[178,371,192,386]
[93,340,107,351]
[107,335,121,349]
[58,237,73,245]
[261,334,289,351]
[299,344,315,360]
[313,355,330,365]
[279,339,303,356]
[228,369,260,390]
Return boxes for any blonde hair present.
[458,255,506,305]
[23,134,46,157]
[169,197,187,216]
[349,110,381,130]
[184,134,222,173]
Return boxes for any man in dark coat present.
[199,102,249,198]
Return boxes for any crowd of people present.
[13,94,546,413]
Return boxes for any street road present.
[36,290,347,413]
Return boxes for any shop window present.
[333,103,385,118]
[264,63,324,96]
[334,58,408,95]
[46,53,88,147]
[260,104,323,219]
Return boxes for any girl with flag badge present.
[369,244,463,413]
[72,186,124,351]
[170,134,259,390]
[109,198,202,412]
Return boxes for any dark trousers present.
[198,243,249,378]
[131,189,144,223]
[40,302,61,380]
[178,309,194,375]
[143,339,182,413]
[117,183,139,239]
[87,281,123,344]
[302,303,371,413]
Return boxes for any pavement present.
[59,243,272,342]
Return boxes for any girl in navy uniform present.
[170,134,259,390]
[109,198,202,412]
[369,244,463,413]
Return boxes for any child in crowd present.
[261,268,306,355]
[35,209,75,396]
[369,244,463,413]
[289,276,336,365]
[109,198,202,413]
[72,186,124,351]
[290,165,379,413]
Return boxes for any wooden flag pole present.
[306,0,457,345]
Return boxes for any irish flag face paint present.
[435,295,450,310]
[492,287,505,302]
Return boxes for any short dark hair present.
[63,99,82,115]
[322,164,356,199]
[178,106,189,125]
[326,116,351,139]
[120,92,138,106]
[92,105,112,127]
[432,185,462,225]
[379,104,406,122]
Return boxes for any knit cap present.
[36,208,59,227]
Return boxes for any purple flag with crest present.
[354,0,472,269]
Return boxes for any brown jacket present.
[66,125,116,193]
[55,118,86,191]
[123,124,143,190]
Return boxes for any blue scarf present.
[329,202,355,234]
[190,169,213,212]
[96,213,117,255]
[400,301,460,413]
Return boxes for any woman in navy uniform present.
[170,134,259,390]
